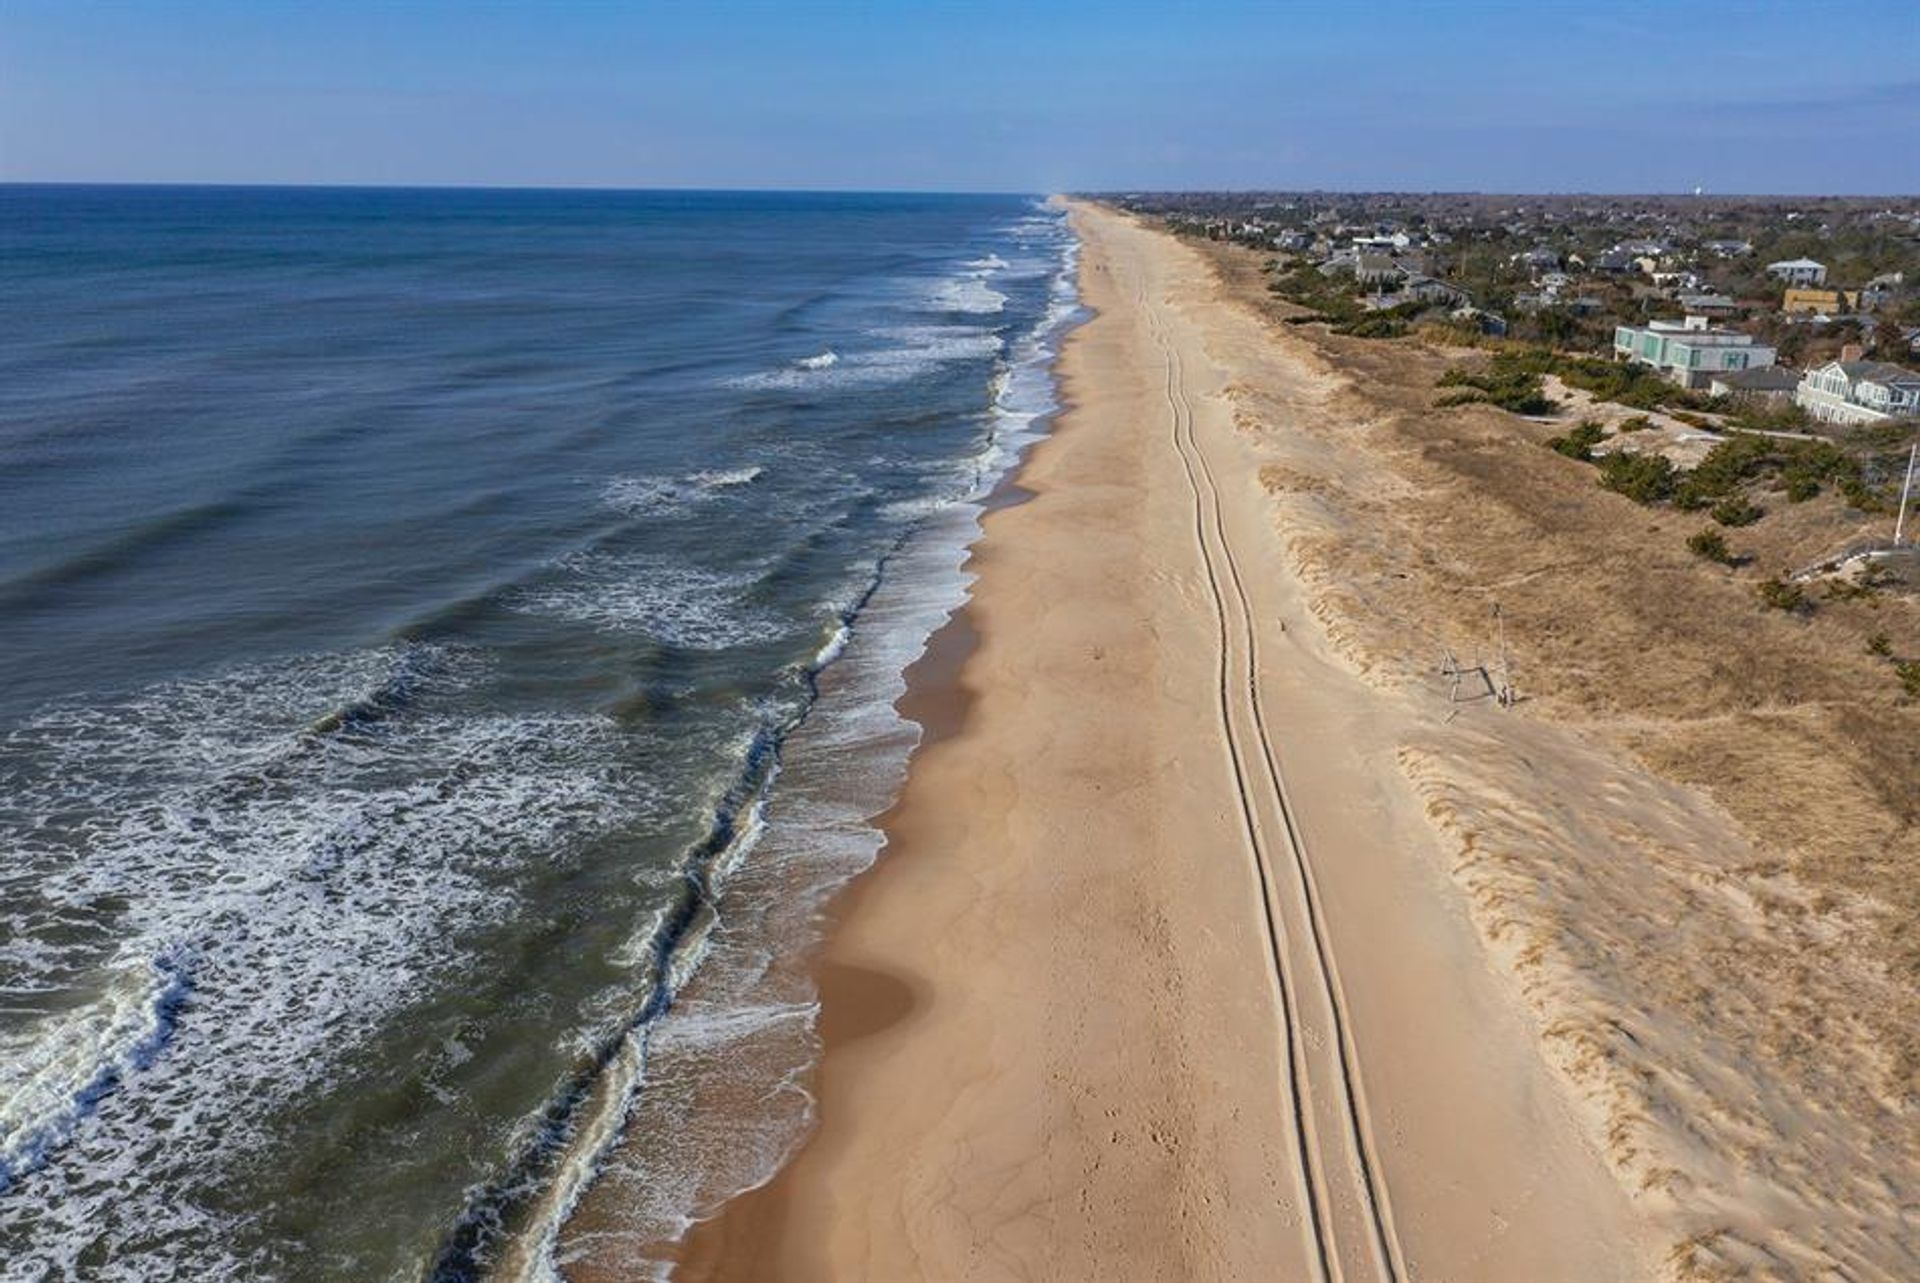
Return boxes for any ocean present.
[0,186,1079,1280]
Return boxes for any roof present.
[1767,257,1826,270]
[1711,367,1800,391]
[1836,360,1920,385]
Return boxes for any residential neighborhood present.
[1112,190,1920,434]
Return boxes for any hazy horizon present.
[4,0,1916,195]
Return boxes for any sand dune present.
[1195,226,1920,1279]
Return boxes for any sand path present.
[673,203,1653,1280]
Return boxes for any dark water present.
[0,186,1077,1280]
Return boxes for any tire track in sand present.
[1142,274,1408,1283]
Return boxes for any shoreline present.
[664,283,1059,1283]
[670,203,1653,1279]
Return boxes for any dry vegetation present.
[1198,236,1920,1280]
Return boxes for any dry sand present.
[666,204,1687,1280]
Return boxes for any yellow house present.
[1782,287,1857,315]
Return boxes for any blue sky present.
[3,1,1915,193]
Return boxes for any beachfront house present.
[1766,257,1828,286]
[1794,355,1920,425]
[1707,366,1801,404]
[1612,316,1778,389]
[1354,253,1407,287]
[1401,276,1468,307]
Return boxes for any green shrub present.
[1619,415,1656,433]
[1897,660,1920,700]
[1687,529,1733,564]
[1839,477,1888,513]
[1548,420,1607,461]
[1435,355,1559,415]
[1675,433,1861,510]
[1599,450,1678,503]
[1756,577,1807,612]
[1711,496,1764,527]
[1334,315,1408,339]
[1824,577,1879,603]
[1868,631,1893,658]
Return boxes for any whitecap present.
[930,276,1007,315]
[602,466,765,517]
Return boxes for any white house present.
[1794,358,1920,425]
[1766,257,1828,286]
[1612,316,1778,388]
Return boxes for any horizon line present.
[4,180,1919,202]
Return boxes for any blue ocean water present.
[0,186,1078,1279]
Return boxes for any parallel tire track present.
[1141,276,1407,1283]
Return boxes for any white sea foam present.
[0,953,184,1192]
[601,465,764,518]
[730,326,1003,392]
[512,554,787,650]
[930,275,1007,314]
[0,646,648,1278]
[794,351,838,370]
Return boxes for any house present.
[1708,366,1801,403]
[1795,354,1920,424]
[1702,239,1753,257]
[1451,306,1508,337]
[1400,275,1469,307]
[1677,292,1740,317]
[1512,247,1561,271]
[1766,257,1828,286]
[1353,253,1407,287]
[1613,316,1778,388]
[1590,249,1638,274]
[1782,288,1857,316]
[1859,272,1906,311]
[1352,232,1414,253]
[1650,269,1705,291]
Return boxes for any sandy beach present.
[673,203,1660,1280]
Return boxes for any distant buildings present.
[1613,316,1778,388]
[1795,355,1920,425]
[1766,257,1829,286]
